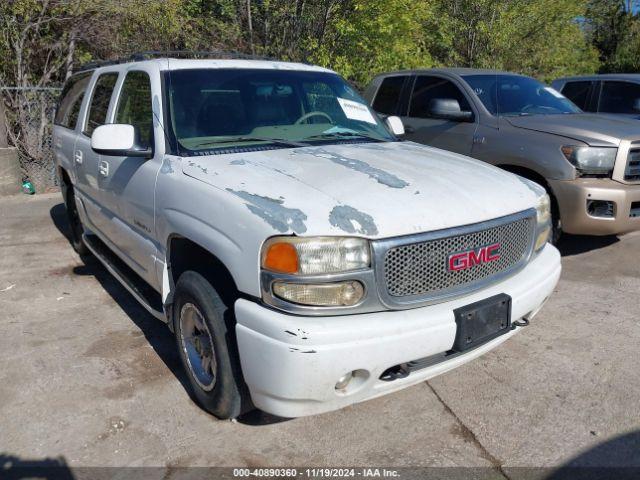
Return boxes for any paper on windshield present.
[337,97,377,124]
[544,87,565,99]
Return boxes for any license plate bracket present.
[453,293,512,352]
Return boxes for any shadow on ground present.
[0,454,74,480]
[556,234,619,257]
[543,430,640,480]
[49,202,286,426]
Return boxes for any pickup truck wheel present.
[550,199,562,244]
[173,271,249,420]
[64,187,90,256]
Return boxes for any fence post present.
[0,101,7,148]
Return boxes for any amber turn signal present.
[263,242,299,274]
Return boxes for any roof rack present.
[77,50,278,72]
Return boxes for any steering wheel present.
[294,111,333,125]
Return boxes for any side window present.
[561,81,592,110]
[54,72,92,129]
[409,76,472,118]
[84,72,118,136]
[599,81,640,114]
[115,71,154,148]
[372,76,406,115]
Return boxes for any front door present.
[401,75,477,155]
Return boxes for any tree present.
[433,0,599,81]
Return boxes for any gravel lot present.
[1,193,639,478]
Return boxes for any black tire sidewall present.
[64,188,90,256]
[173,271,245,419]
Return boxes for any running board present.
[83,234,166,322]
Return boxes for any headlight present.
[261,236,370,308]
[535,193,551,251]
[561,146,616,176]
[261,236,370,275]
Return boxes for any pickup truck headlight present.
[261,236,370,308]
[535,193,551,251]
[561,146,616,176]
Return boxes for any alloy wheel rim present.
[179,302,217,391]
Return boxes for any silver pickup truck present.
[53,55,560,419]
[364,68,640,240]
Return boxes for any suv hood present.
[181,142,541,239]
[505,113,640,147]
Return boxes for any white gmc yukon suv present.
[53,54,561,419]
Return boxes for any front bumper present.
[235,244,561,418]
[550,178,640,235]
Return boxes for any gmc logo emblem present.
[448,243,501,271]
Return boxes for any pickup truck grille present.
[625,149,640,181]
[377,211,535,306]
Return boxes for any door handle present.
[98,160,109,177]
[404,125,416,134]
[74,150,83,164]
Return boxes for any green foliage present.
[1,0,638,89]
[433,0,600,82]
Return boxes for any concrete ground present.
[1,193,639,478]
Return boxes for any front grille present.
[626,149,640,181]
[381,213,535,302]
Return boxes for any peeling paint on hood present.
[181,141,541,238]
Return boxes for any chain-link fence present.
[1,86,62,193]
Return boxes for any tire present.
[64,186,90,256]
[550,196,562,245]
[173,271,250,419]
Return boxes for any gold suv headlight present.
[261,236,370,308]
[535,193,551,251]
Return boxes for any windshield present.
[166,68,395,154]
[462,74,581,116]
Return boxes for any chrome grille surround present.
[372,209,537,309]
[625,148,640,181]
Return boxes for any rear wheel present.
[64,187,90,256]
[173,271,251,419]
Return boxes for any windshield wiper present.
[303,131,385,142]
[195,136,308,148]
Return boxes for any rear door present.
[98,68,160,284]
[401,75,477,155]
[53,72,92,184]
[74,71,119,237]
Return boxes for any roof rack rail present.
[77,50,279,72]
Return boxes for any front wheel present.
[550,197,562,245]
[173,271,251,419]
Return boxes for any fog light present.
[335,372,353,390]
[587,199,615,218]
[272,281,364,307]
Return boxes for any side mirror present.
[428,98,473,122]
[385,116,405,136]
[91,124,152,158]
[633,98,640,112]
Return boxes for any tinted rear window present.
[372,76,406,115]
[599,81,640,114]
[84,73,118,136]
[55,72,92,129]
[561,81,592,110]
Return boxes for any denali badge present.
[448,243,501,271]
